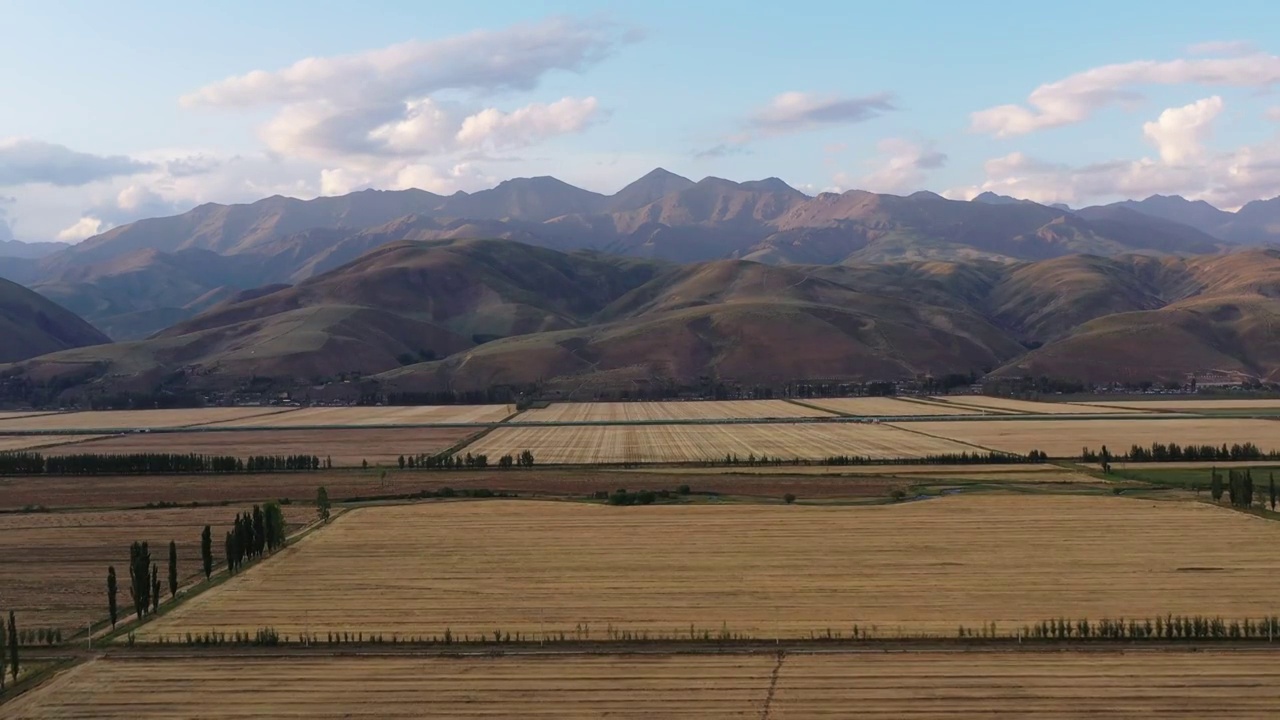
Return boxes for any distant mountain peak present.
[740,177,801,194]
[608,167,696,211]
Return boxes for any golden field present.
[141,495,1280,640]
[1084,398,1280,411]
[801,397,990,416]
[894,417,1280,457]
[512,400,831,422]
[0,506,303,634]
[0,407,290,432]
[208,404,514,427]
[9,652,1278,719]
[932,396,1137,414]
[0,434,104,452]
[462,422,975,463]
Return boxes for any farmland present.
[800,397,990,416]
[0,435,103,452]
[462,422,977,463]
[208,404,514,427]
[512,400,831,422]
[10,651,1279,719]
[932,396,1138,414]
[1084,398,1280,411]
[0,505,303,634]
[894,417,1280,457]
[0,407,291,432]
[75,427,479,466]
[140,495,1280,640]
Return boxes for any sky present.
[2,0,1280,243]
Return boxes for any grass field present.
[10,651,1277,719]
[893,417,1280,457]
[208,404,514,427]
[512,400,831,422]
[77,427,478,466]
[0,407,292,432]
[140,495,1280,640]
[462,422,976,463]
[801,397,991,416]
[932,396,1138,414]
[0,506,303,634]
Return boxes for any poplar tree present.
[1270,474,1277,511]
[129,541,151,620]
[7,611,17,683]
[150,564,160,614]
[0,613,6,690]
[168,541,178,599]
[107,566,118,628]
[201,525,213,580]
[316,486,331,523]
[224,531,235,574]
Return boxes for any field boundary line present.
[884,422,1005,455]
[783,399,849,417]
[759,651,785,720]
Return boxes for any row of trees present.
[225,503,288,573]
[0,451,327,476]
[1209,468,1277,509]
[0,611,18,689]
[395,450,535,470]
[1083,442,1279,464]
[817,450,1047,467]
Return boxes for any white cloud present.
[1266,107,1280,122]
[971,52,1280,137]
[183,18,625,168]
[855,138,948,194]
[1187,40,1256,57]
[56,217,104,242]
[0,139,152,187]
[182,17,626,108]
[750,91,895,133]
[1142,96,1223,164]
[455,97,601,151]
[393,162,496,194]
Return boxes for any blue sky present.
[1,0,1279,242]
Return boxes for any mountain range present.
[4,169,1277,342]
[3,170,1280,402]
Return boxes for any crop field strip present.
[799,397,993,416]
[512,400,833,423]
[10,651,1278,719]
[207,404,514,428]
[0,407,293,432]
[0,506,304,634]
[932,395,1142,414]
[141,495,1280,640]
[78,426,479,466]
[461,422,976,464]
[0,434,106,452]
[1080,398,1280,411]
[1,655,774,719]
[894,417,1280,457]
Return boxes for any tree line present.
[1209,468,1278,510]
[396,450,535,470]
[1082,442,1279,464]
[225,503,287,573]
[0,451,324,476]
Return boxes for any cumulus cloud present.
[0,139,152,187]
[855,138,948,194]
[1142,96,1223,164]
[182,17,625,108]
[971,52,1280,137]
[183,18,625,166]
[56,217,104,242]
[750,91,896,133]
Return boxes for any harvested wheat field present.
[0,506,303,634]
[463,422,975,463]
[0,434,105,452]
[895,417,1280,457]
[933,396,1139,414]
[800,397,991,416]
[1085,398,1280,411]
[7,652,1279,719]
[1,655,772,719]
[0,407,291,432]
[633,462,1072,476]
[0,411,54,421]
[79,427,478,466]
[512,400,831,423]
[141,495,1280,640]
[208,404,514,428]
[772,651,1280,718]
